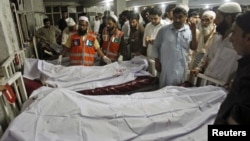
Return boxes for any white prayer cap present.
[79,16,89,23]
[65,18,76,26]
[110,14,118,23]
[218,2,242,14]
[176,4,189,13]
[203,10,216,19]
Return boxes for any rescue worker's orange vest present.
[69,32,96,66]
[102,28,123,61]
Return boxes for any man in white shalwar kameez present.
[192,2,242,83]
[189,10,216,70]
[152,4,197,88]
[143,7,167,77]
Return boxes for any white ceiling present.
[43,0,250,8]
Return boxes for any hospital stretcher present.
[0,85,227,141]
[22,57,159,96]
[0,51,226,140]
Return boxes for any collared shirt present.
[65,32,100,50]
[214,55,250,124]
[143,19,167,58]
[129,23,144,53]
[35,26,61,44]
[152,24,192,87]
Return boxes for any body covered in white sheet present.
[23,55,151,91]
[1,85,227,141]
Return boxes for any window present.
[45,6,86,26]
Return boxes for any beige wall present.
[0,1,20,66]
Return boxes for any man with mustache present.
[192,2,242,85]
[100,14,126,64]
[59,16,110,66]
[152,4,197,88]
[189,10,216,73]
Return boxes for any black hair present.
[165,4,176,13]
[235,11,250,37]
[141,7,151,15]
[149,7,162,17]
[78,12,87,17]
[43,18,50,24]
[173,7,188,16]
[188,10,200,18]
[121,10,131,19]
[61,10,67,13]
[129,12,140,21]
[141,7,151,20]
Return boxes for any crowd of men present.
[34,2,250,124]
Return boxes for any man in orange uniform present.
[59,16,111,66]
[101,14,126,65]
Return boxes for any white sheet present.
[23,56,151,91]
[1,86,227,141]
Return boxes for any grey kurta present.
[152,24,192,88]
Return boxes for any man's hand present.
[145,36,151,46]
[103,56,112,64]
[188,19,197,32]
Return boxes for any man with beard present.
[152,4,197,88]
[192,2,242,84]
[128,12,144,59]
[189,10,216,73]
[214,11,250,125]
[59,16,111,66]
[101,14,126,64]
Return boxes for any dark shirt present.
[214,55,250,124]
[58,19,67,32]
[98,23,106,45]
[129,24,144,54]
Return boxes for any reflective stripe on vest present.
[69,32,96,66]
[102,28,123,61]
